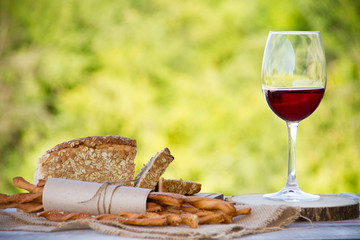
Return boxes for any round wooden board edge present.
[226,194,359,222]
[299,200,359,221]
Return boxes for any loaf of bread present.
[158,178,201,195]
[134,147,174,190]
[34,136,137,185]
[34,136,201,195]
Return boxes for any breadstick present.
[194,209,233,224]
[146,202,163,212]
[37,210,65,221]
[93,214,119,220]
[1,202,43,213]
[0,203,18,209]
[198,212,225,224]
[95,212,169,226]
[117,212,141,219]
[234,207,251,216]
[192,209,214,217]
[180,213,199,228]
[12,177,43,193]
[36,179,46,188]
[187,196,236,215]
[114,216,168,226]
[19,192,42,204]
[18,202,44,213]
[38,210,92,221]
[147,192,187,208]
[0,194,10,204]
[138,212,162,219]
[163,206,182,214]
[180,203,198,213]
[0,192,42,204]
[220,213,233,224]
[163,213,182,226]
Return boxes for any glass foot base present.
[263,188,320,202]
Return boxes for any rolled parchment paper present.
[43,178,151,215]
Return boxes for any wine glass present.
[261,31,326,202]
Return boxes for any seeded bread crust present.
[158,178,201,195]
[34,135,137,185]
[134,147,174,190]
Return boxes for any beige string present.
[79,180,134,214]
[285,214,314,231]
[298,214,314,227]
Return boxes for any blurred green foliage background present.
[0,0,359,195]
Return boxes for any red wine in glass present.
[261,31,326,202]
[264,87,325,122]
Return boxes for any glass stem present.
[285,122,300,190]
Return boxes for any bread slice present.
[134,147,174,190]
[34,135,137,185]
[158,178,201,195]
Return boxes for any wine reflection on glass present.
[261,31,326,202]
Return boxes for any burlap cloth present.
[0,204,299,239]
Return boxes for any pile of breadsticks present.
[0,177,251,228]
[0,177,45,213]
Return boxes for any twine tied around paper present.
[42,178,151,214]
[79,180,134,214]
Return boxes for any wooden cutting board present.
[194,193,224,200]
[228,194,359,221]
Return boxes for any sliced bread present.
[134,147,174,190]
